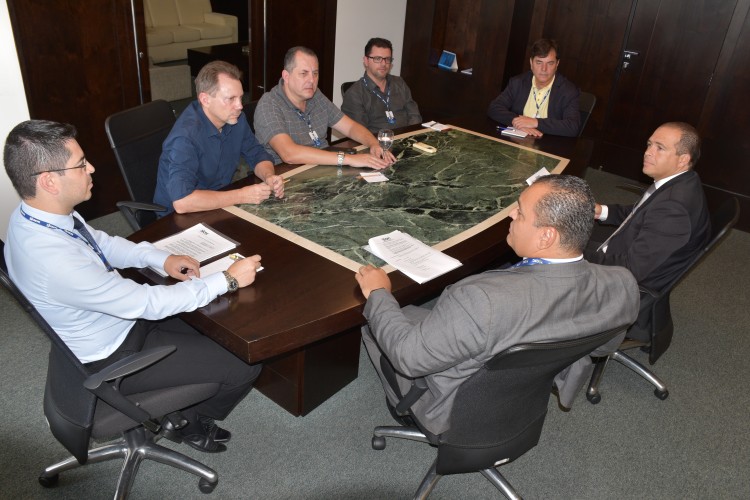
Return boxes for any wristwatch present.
[337,151,345,167]
[222,271,239,293]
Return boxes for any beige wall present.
[333,0,407,108]
[0,1,27,239]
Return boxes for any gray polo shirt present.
[254,79,345,164]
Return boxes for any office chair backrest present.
[435,325,628,475]
[644,196,739,363]
[105,100,176,228]
[578,91,596,136]
[244,100,259,132]
[0,241,96,464]
[341,80,356,98]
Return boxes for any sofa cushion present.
[175,0,212,26]
[168,26,202,43]
[145,0,180,27]
[146,27,175,47]
[182,23,232,40]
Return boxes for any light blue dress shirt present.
[5,202,227,363]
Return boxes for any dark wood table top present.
[127,117,589,364]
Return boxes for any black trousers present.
[87,317,260,423]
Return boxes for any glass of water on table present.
[377,129,394,159]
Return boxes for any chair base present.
[372,426,521,500]
[587,350,669,404]
[39,426,218,499]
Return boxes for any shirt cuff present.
[598,205,609,221]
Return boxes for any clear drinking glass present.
[377,129,394,154]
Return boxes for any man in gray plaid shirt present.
[254,46,396,169]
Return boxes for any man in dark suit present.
[585,122,711,295]
[487,38,580,137]
[355,175,639,435]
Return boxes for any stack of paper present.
[422,121,451,131]
[149,223,238,277]
[367,230,462,284]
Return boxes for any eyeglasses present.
[30,158,88,176]
[367,56,394,64]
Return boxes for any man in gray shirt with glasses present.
[342,37,422,134]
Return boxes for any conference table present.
[127,116,590,416]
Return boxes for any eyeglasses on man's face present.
[30,158,88,176]
[367,56,394,64]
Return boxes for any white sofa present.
[144,0,238,63]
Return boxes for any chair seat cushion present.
[146,28,175,47]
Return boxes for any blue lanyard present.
[511,258,552,268]
[362,77,396,124]
[531,86,551,118]
[294,109,321,147]
[20,207,114,272]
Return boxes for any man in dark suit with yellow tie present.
[585,122,711,339]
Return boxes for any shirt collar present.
[531,75,556,93]
[540,255,583,264]
[20,201,79,230]
[654,170,688,190]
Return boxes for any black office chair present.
[587,197,740,403]
[105,99,175,231]
[243,99,259,133]
[372,325,629,499]
[341,80,357,99]
[578,91,596,136]
[0,241,222,498]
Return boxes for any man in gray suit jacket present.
[356,175,639,435]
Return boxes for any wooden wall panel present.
[8,0,147,220]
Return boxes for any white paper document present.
[359,172,389,183]
[149,223,238,277]
[526,167,551,185]
[367,230,462,284]
[500,127,528,138]
[422,121,451,132]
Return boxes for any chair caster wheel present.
[372,435,386,450]
[39,474,59,488]
[198,478,217,494]
[586,392,601,404]
[654,389,669,400]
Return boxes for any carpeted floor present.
[1,168,748,499]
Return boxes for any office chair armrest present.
[83,345,176,430]
[116,201,166,232]
[395,378,428,414]
[116,201,166,212]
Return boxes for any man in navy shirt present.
[154,61,284,216]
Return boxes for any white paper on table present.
[422,121,451,131]
[360,172,389,183]
[501,127,528,138]
[367,230,462,284]
[149,223,238,277]
[526,167,551,185]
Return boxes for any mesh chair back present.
[105,100,176,228]
[0,242,96,464]
[435,325,628,475]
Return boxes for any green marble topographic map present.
[237,128,564,266]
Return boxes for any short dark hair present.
[365,37,392,56]
[284,46,318,72]
[530,38,559,59]
[3,120,77,199]
[532,174,595,253]
[195,60,243,95]
[663,121,701,167]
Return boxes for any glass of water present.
[377,129,394,155]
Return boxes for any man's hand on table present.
[228,254,263,288]
[240,183,273,204]
[265,174,285,198]
[355,265,392,299]
[512,116,544,137]
[346,152,394,170]
[369,145,397,165]
[165,255,200,280]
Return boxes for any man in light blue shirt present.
[4,119,262,453]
